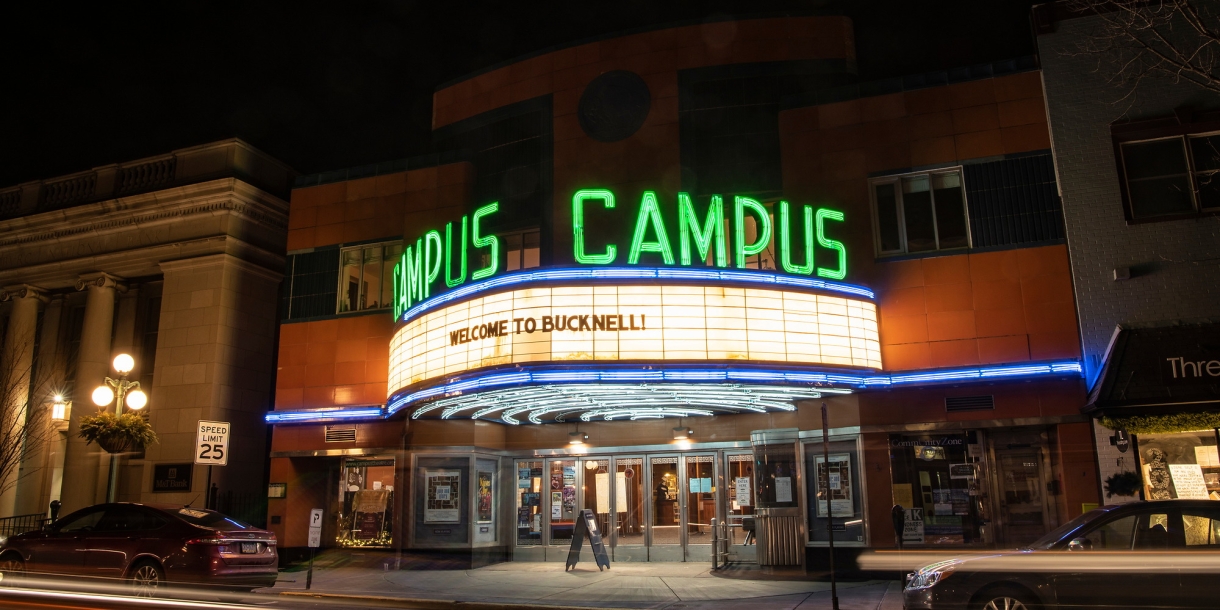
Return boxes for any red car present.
[0,502,277,597]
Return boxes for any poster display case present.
[805,438,865,544]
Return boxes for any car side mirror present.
[1067,537,1092,551]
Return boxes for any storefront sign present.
[152,463,193,492]
[891,436,965,448]
[393,190,850,319]
[388,284,880,392]
[1162,354,1220,385]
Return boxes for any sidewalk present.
[267,559,906,610]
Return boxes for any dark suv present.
[904,499,1220,610]
[0,502,277,597]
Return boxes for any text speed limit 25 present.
[195,420,231,466]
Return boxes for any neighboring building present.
[0,139,292,520]
[1036,4,1220,505]
[266,15,1096,568]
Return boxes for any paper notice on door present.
[775,477,793,503]
[1169,463,1211,499]
[615,472,628,513]
[735,477,751,507]
[595,472,610,513]
[892,483,914,509]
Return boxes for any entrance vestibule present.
[514,452,733,561]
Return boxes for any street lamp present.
[92,353,148,502]
[51,394,68,423]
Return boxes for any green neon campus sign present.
[394,190,846,319]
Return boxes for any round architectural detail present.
[578,71,651,143]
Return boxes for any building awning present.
[1086,323,1220,416]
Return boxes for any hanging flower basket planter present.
[96,435,138,454]
[79,412,158,454]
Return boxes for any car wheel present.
[975,587,1037,610]
[0,553,24,583]
[128,561,165,598]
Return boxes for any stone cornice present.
[0,178,288,250]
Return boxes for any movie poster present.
[815,454,852,517]
[477,470,494,523]
[425,469,461,523]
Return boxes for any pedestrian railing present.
[711,518,736,569]
[0,513,50,538]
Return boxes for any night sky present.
[0,0,1042,187]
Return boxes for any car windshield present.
[1025,507,1111,550]
[173,508,256,531]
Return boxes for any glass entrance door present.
[581,457,611,546]
[725,452,757,561]
[994,447,1052,547]
[648,455,682,560]
[545,458,578,549]
[684,454,718,561]
[613,456,646,561]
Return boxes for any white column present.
[0,285,48,517]
[60,273,125,514]
[14,296,63,516]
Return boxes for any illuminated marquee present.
[392,190,848,319]
[387,281,881,395]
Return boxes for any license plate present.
[240,542,258,554]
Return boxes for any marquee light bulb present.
[92,386,115,407]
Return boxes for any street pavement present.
[268,559,906,610]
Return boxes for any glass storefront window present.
[515,460,543,546]
[549,459,577,543]
[1136,431,1220,500]
[889,433,984,546]
[337,458,394,548]
[616,458,644,547]
[805,440,864,544]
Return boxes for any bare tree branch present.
[1062,0,1220,100]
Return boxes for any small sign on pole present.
[194,421,230,466]
[307,507,323,590]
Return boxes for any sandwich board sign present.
[195,421,230,466]
[565,509,611,571]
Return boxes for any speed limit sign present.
[195,421,230,466]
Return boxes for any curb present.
[278,591,633,610]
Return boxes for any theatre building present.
[266,16,1099,566]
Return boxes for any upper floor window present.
[1119,133,1220,220]
[337,241,402,313]
[870,170,969,256]
[502,229,541,272]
